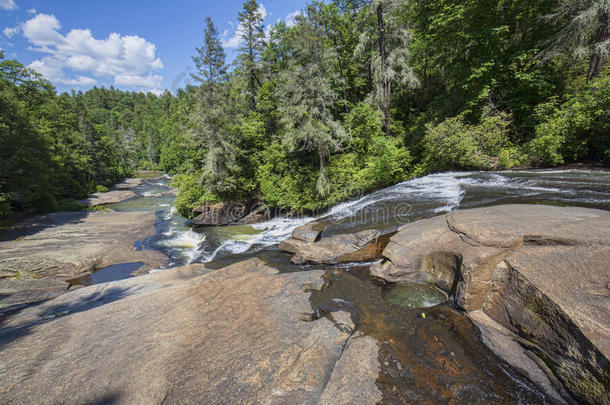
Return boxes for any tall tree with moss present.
[189,19,240,197]
[238,0,266,111]
[543,0,609,80]
[278,7,347,197]
[355,0,418,136]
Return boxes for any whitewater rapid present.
[121,170,610,268]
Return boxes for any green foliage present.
[171,172,215,217]
[95,185,109,193]
[530,72,610,164]
[423,112,512,171]
[256,143,319,210]
[2,0,608,218]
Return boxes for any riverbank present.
[2,204,608,403]
[284,204,609,403]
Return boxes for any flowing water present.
[105,169,610,403]
[107,169,610,268]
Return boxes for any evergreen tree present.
[543,0,609,80]
[191,17,227,96]
[278,8,347,197]
[189,84,241,196]
[237,0,266,110]
[355,0,418,136]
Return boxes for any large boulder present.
[0,259,381,404]
[191,201,251,226]
[281,226,397,265]
[290,221,329,243]
[235,203,272,225]
[372,205,610,404]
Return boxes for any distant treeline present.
[1,0,609,218]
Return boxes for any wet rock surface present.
[191,201,272,226]
[372,204,610,403]
[0,259,371,404]
[310,268,548,404]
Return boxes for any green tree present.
[543,0,609,80]
[278,8,347,197]
[238,0,266,110]
[191,17,227,95]
[355,0,418,135]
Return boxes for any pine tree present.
[189,83,241,196]
[355,0,418,136]
[191,17,227,96]
[237,0,266,110]
[189,17,239,196]
[542,0,609,80]
[278,7,347,197]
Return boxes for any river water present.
[104,169,610,403]
[106,169,610,269]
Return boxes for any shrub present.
[422,111,511,171]
[172,172,217,217]
[530,73,610,164]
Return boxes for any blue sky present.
[0,0,307,94]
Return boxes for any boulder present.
[291,220,329,243]
[0,259,382,404]
[235,204,272,225]
[192,201,250,226]
[191,201,269,227]
[372,204,610,404]
[283,227,397,265]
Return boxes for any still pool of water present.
[383,283,448,308]
[70,262,144,286]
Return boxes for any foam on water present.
[197,215,314,263]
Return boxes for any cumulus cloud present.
[285,10,302,27]
[21,13,163,89]
[0,0,17,11]
[222,3,268,49]
[3,25,20,38]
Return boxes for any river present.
[104,169,610,270]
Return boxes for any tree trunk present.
[587,12,609,81]
[377,4,391,136]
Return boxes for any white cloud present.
[3,25,20,38]
[285,10,302,27]
[222,3,268,49]
[21,13,163,89]
[0,0,17,11]
[115,73,162,88]
[141,88,165,96]
[27,8,35,14]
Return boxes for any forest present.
[1,0,609,219]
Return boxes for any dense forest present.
[1,0,609,219]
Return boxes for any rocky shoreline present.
[0,179,167,320]
[0,200,608,403]
[281,205,609,403]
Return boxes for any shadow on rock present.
[0,285,139,351]
[0,211,88,242]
